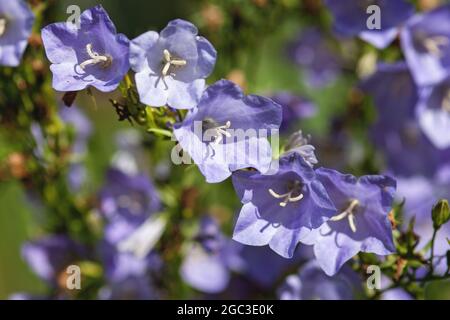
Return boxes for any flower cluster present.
[359,4,450,281]
[33,4,397,289]
[232,150,396,276]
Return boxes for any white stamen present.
[269,188,304,207]
[289,193,304,202]
[0,18,6,37]
[330,210,349,221]
[210,121,232,145]
[163,49,171,63]
[330,199,359,232]
[348,213,357,233]
[423,36,449,57]
[161,49,187,77]
[79,44,111,70]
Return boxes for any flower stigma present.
[161,49,187,77]
[269,180,304,207]
[330,199,360,232]
[79,43,112,70]
[202,118,232,145]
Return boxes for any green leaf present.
[424,280,450,300]
[432,199,450,230]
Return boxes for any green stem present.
[428,228,439,275]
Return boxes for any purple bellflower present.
[0,0,34,66]
[41,5,130,92]
[99,168,161,231]
[100,240,156,281]
[22,235,86,285]
[99,168,164,264]
[180,216,244,294]
[98,168,163,300]
[99,237,161,300]
[300,168,396,276]
[232,153,337,259]
[277,261,361,300]
[98,167,164,295]
[98,168,165,299]
[417,78,450,149]
[401,5,450,86]
[361,62,446,178]
[173,80,282,183]
[361,62,418,131]
[325,0,414,49]
[130,19,216,109]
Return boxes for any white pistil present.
[268,188,304,208]
[0,18,6,37]
[79,44,111,70]
[210,121,232,145]
[423,36,449,57]
[161,49,187,77]
[330,199,359,233]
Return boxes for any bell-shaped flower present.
[417,77,450,149]
[173,79,282,183]
[401,5,450,86]
[129,19,216,109]
[41,5,130,92]
[232,153,337,258]
[300,168,396,276]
